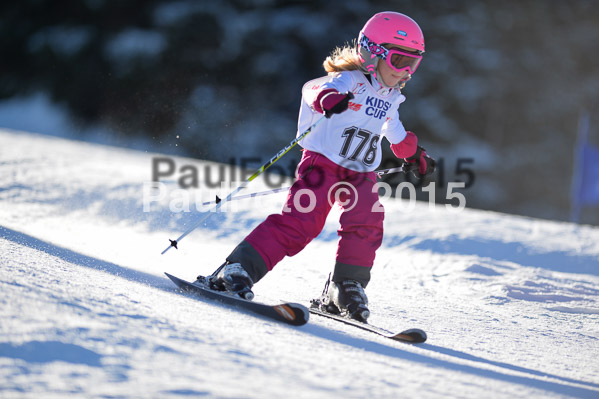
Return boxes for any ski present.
[165,273,309,326]
[309,300,427,343]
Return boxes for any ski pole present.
[375,164,408,177]
[161,115,327,254]
[198,164,410,206]
[199,186,290,207]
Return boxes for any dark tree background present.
[1,0,598,224]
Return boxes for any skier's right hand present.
[312,89,354,118]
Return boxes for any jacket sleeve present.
[390,131,418,158]
[382,106,418,159]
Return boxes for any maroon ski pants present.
[238,150,384,286]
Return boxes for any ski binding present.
[165,273,309,326]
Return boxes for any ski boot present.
[320,276,370,322]
[203,262,255,300]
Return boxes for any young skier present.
[203,11,435,321]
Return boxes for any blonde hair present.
[323,40,364,74]
[323,40,410,89]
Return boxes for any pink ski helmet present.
[358,12,425,80]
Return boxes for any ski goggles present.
[359,34,423,74]
[385,47,422,74]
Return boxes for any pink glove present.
[391,132,435,178]
[312,89,354,118]
[405,146,435,177]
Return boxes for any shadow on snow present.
[300,322,599,398]
[2,225,598,398]
[0,225,168,290]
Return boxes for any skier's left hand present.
[404,146,436,178]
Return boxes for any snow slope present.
[1,128,598,398]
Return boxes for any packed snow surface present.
[1,129,598,398]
